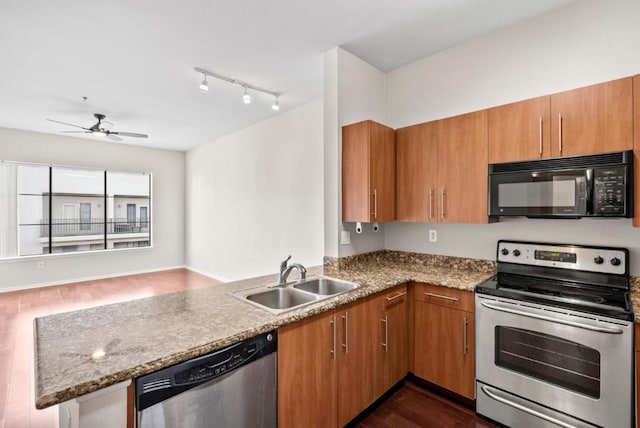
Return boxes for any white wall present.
[185,99,324,281]
[323,47,389,258]
[383,0,640,275]
[0,127,186,290]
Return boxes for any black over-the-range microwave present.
[488,150,633,219]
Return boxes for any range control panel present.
[497,241,627,275]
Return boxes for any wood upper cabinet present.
[342,120,396,223]
[396,122,438,222]
[550,77,633,157]
[634,75,640,228]
[278,311,338,428]
[488,96,551,163]
[413,283,475,400]
[336,296,381,426]
[378,284,409,393]
[437,110,489,224]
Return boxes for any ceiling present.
[0,0,575,152]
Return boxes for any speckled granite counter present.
[34,256,495,409]
[629,277,640,320]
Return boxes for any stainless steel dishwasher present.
[136,331,277,428]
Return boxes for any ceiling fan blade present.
[111,131,148,138]
[60,131,90,134]
[46,119,90,130]
[106,134,123,142]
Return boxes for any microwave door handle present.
[479,301,624,334]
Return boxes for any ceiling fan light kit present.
[47,113,149,142]
[194,66,280,111]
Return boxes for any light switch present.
[340,230,351,245]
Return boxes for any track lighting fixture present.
[199,74,209,93]
[243,86,251,104]
[194,67,280,111]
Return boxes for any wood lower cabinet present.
[278,285,410,428]
[634,323,640,428]
[336,296,381,426]
[378,285,409,393]
[278,310,338,428]
[488,96,551,163]
[342,120,396,223]
[413,283,474,400]
[550,77,633,157]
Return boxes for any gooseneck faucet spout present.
[278,255,307,285]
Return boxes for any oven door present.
[475,294,633,428]
[488,168,590,217]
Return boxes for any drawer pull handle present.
[424,292,459,302]
[386,291,407,303]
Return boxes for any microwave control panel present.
[593,167,627,215]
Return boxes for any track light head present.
[243,86,251,104]
[272,96,280,111]
[199,74,208,93]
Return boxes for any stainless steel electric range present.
[475,240,634,428]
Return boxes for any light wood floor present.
[0,268,220,428]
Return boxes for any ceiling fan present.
[47,113,148,142]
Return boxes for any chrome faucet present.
[278,255,307,285]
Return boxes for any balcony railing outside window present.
[41,218,150,237]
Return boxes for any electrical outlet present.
[37,261,45,269]
[428,229,437,242]
[340,230,351,245]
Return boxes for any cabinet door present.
[380,285,408,392]
[488,96,551,163]
[337,297,381,426]
[370,121,396,222]
[414,303,474,400]
[342,121,371,222]
[342,120,395,223]
[396,122,438,222]
[437,110,488,224]
[551,77,633,157]
[278,311,337,428]
[634,75,640,228]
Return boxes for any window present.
[0,161,151,259]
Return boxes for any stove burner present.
[557,292,607,304]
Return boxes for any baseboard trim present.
[0,265,189,293]
[184,266,231,283]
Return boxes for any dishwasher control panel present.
[136,330,277,412]
[175,343,258,385]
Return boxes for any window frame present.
[0,160,153,261]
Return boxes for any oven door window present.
[495,327,600,398]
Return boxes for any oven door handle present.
[479,301,624,334]
[480,385,581,428]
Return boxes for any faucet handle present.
[280,255,292,269]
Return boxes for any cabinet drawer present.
[380,284,408,309]
[414,283,473,312]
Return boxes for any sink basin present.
[293,278,360,295]
[246,287,320,310]
[232,276,362,315]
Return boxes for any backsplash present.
[324,250,496,273]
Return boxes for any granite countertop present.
[34,259,494,409]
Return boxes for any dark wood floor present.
[0,268,220,428]
[358,381,498,428]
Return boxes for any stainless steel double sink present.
[232,277,362,315]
